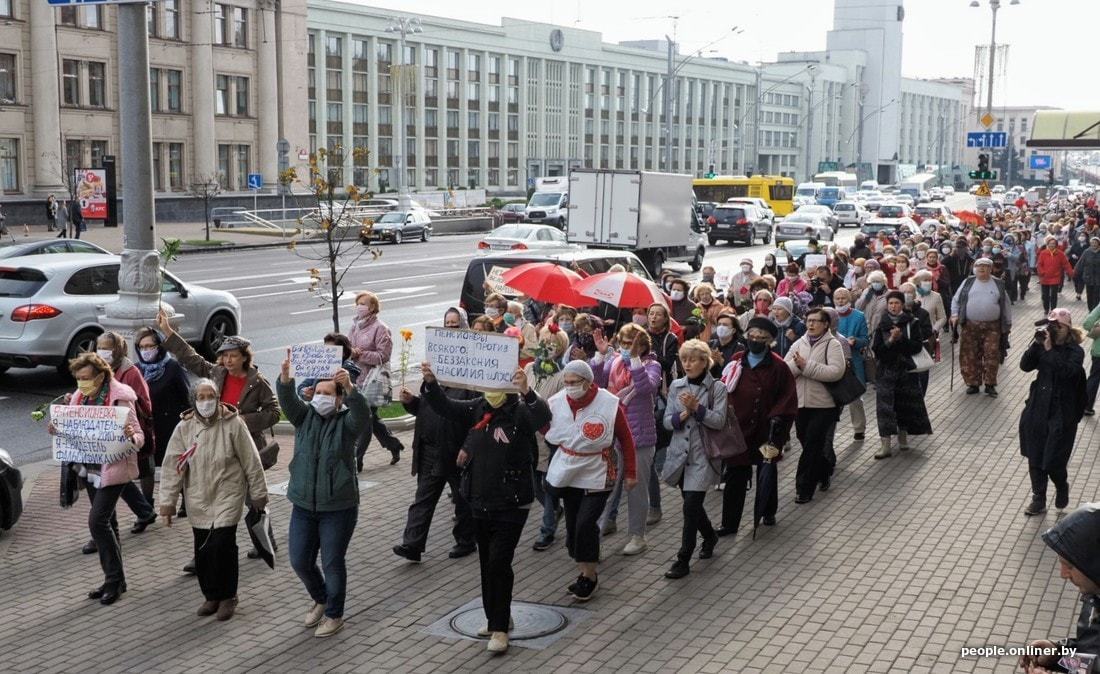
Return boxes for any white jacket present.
[784,334,846,409]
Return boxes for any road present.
[0,193,975,463]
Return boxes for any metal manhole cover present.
[449,602,569,640]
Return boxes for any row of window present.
[26,1,250,48]
[315,35,522,85]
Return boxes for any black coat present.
[144,357,191,466]
[871,312,933,436]
[403,383,479,478]
[423,382,550,514]
[1019,341,1087,470]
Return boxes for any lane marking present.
[288,291,438,316]
[191,252,473,285]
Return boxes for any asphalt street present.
[0,193,973,464]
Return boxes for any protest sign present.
[51,405,132,464]
[424,326,519,392]
[485,265,521,296]
[804,253,828,270]
[290,343,343,379]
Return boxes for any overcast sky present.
[347,0,1094,111]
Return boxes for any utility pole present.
[663,36,674,172]
[985,2,999,120]
[750,67,761,175]
[387,16,422,208]
[803,66,816,181]
[1006,118,1015,186]
[856,86,866,181]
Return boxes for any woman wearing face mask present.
[544,360,637,600]
[1037,236,1076,313]
[590,324,661,555]
[661,339,726,578]
[776,263,807,298]
[526,328,570,551]
[843,257,865,291]
[739,289,773,333]
[346,290,405,468]
[667,278,696,326]
[134,328,191,472]
[911,270,947,338]
[870,292,933,459]
[1074,237,1100,310]
[856,270,891,337]
[1069,233,1089,301]
[645,302,680,526]
[760,253,779,278]
[50,353,144,605]
[891,255,912,289]
[769,297,805,358]
[727,259,759,310]
[708,313,745,377]
[691,282,726,342]
[899,282,935,395]
[567,314,600,362]
[833,288,870,441]
[159,378,269,622]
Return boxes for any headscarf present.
[135,331,170,383]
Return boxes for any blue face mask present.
[871,282,884,292]
[619,347,632,360]
[992,247,1001,255]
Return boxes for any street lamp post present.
[386,16,422,209]
[736,63,816,175]
[971,0,1020,121]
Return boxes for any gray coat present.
[662,373,726,491]
[1075,247,1100,286]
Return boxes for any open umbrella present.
[753,418,783,540]
[954,210,986,227]
[500,262,594,307]
[574,271,668,309]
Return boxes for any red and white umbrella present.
[574,271,668,309]
[500,262,594,307]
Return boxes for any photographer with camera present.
[808,264,842,308]
[1019,308,1088,518]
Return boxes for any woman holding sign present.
[50,353,144,606]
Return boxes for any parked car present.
[361,209,432,244]
[0,253,241,374]
[776,213,835,243]
[861,218,920,240]
[876,203,913,219]
[831,201,871,228]
[477,223,570,252]
[0,239,111,259]
[706,204,772,246]
[0,447,21,534]
[496,203,527,225]
[893,194,916,207]
[725,197,775,225]
[794,204,839,233]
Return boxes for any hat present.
[746,316,778,338]
[562,359,594,382]
[1047,308,1072,327]
[740,258,753,266]
[772,296,794,315]
[974,257,993,267]
[1041,503,1100,588]
[216,335,251,354]
[445,306,469,329]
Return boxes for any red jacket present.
[1036,247,1075,285]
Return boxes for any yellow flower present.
[400,329,413,341]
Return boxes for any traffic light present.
[704,164,716,179]
[968,153,995,180]
[978,153,989,173]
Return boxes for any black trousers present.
[1029,463,1068,499]
[1041,284,1060,313]
[401,470,475,551]
[193,525,239,601]
[87,483,126,587]
[1087,285,1100,311]
[558,487,609,563]
[1017,272,1030,299]
[354,407,403,461]
[795,407,838,499]
[474,512,527,633]
[720,464,778,532]
[678,489,715,562]
[1074,274,1086,296]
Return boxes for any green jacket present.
[277,378,369,512]
[1084,303,1100,358]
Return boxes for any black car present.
[0,448,23,533]
[706,205,770,246]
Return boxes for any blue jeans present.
[289,505,358,619]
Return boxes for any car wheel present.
[648,250,666,277]
[394,231,403,245]
[689,247,703,272]
[202,313,237,360]
[421,227,431,242]
[765,229,772,244]
[59,329,101,376]
[746,230,755,247]
[708,237,718,246]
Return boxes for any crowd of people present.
[48,190,1100,660]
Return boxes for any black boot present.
[1024,496,1047,517]
[664,559,690,579]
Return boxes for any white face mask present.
[485,307,500,319]
[716,325,734,340]
[311,394,337,417]
[564,384,587,400]
[195,399,218,418]
[139,348,159,362]
[96,348,114,362]
[670,290,685,302]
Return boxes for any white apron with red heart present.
[544,388,620,491]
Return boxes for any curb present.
[274,413,415,436]
[177,229,485,255]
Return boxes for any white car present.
[992,184,1006,193]
[794,204,839,232]
[893,194,916,207]
[831,201,871,228]
[929,188,945,201]
[875,203,914,220]
[943,186,956,195]
[477,224,570,252]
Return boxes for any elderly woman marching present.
[1019,308,1088,517]
[661,339,727,579]
[784,307,846,504]
[159,378,269,621]
[51,353,145,606]
[833,287,869,441]
[545,360,637,601]
[870,291,933,459]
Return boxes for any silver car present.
[477,224,570,252]
[831,201,870,228]
[0,253,240,374]
[775,213,835,243]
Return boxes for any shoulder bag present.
[907,323,935,373]
[700,382,749,461]
[823,338,866,407]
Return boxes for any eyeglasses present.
[805,318,826,324]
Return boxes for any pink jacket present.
[72,379,144,487]
[114,359,155,455]
[347,314,393,386]
[776,276,808,298]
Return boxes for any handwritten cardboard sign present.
[51,405,132,464]
[485,265,521,297]
[290,343,342,380]
[424,326,519,393]
[804,253,828,271]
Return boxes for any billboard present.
[74,168,108,220]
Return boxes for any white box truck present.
[567,169,707,276]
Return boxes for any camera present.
[1034,318,1051,343]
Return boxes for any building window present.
[352,38,368,71]
[468,111,479,130]
[377,41,392,64]
[65,139,83,176]
[62,59,80,105]
[468,140,479,159]
[84,5,102,29]
[0,138,17,191]
[166,70,182,111]
[0,0,11,19]
[235,76,249,115]
[0,53,15,103]
[425,48,437,77]
[214,4,227,45]
[60,6,77,26]
[147,3,157,37]
[152,142,164,191]
[378,105,391,124]
[87,62,106,108]
[446,110,458,130]
[168,143,183,189]
[232,7,247,47]
[163,0,180,39]
[236,145,250,190]
[90,140,107,168]
[468,169,479,187]
[215,75,229,115]
[446,139,458,158]
[467,53,480,80]
[217,144,231,189]
[149,68,160,111]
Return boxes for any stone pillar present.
[191,0,216,180]
[257,0,279,187]
[29,0,66,194]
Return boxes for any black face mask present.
[747,340,769,355]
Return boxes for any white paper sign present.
[51,405,132,464]
[804,254,828,270]
[485,265,521,297]
[424,326,520,392]
[290,343,342,379]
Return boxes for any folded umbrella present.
[500,262,595,307]
[753,418,783,540]
[574,271,668,310]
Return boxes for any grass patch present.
[377,401,408,419]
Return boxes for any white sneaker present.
[304,602,325,628]
[621,535,647,556]
[314,616,345,638]
[487,632,509,653]
[477,617,514,637]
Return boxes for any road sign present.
[966,132,1007,148]
[277,138,290,155]
[1029,155,1053,170]
[980,112,996,129]
[247,173,262,190]
[975,181,992,197]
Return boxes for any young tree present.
[188,174,223,241]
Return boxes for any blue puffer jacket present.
[835,308,870,384]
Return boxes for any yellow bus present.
[692,175,796,216]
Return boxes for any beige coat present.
[159,404,268,530]
[784,334,846,409]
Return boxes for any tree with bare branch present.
[188,174,223,242]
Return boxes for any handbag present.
[700,383,749,461]
[258,428,280,470]
[907,324,935,373]
[823,339,867,406]
[360,364,393,407]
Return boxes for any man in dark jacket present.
[944,241,974,298]
[808,264,843,308]
[1019,503,1100,673]
[1075,237,1100,310]
[849,236,872,262]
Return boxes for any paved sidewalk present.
[7,220,290,253]
[2,291,1097,673]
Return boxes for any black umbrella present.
[752,419,783,540]
[60,462,80,508]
